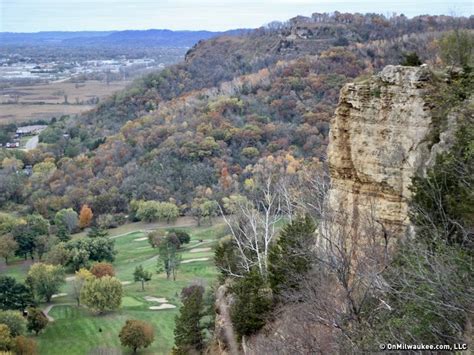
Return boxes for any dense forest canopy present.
[0,12,472,223]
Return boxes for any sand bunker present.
[182,258,210,264]
[190,247,211,253]
[134,237,148,242]
[121,281,132,285]
[149,304,176,310]
[144,296,169,303]
[51,293,67,299]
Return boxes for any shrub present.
[0,324,11,351]
[13,335,38,354]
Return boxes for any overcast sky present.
[1,0,472,32]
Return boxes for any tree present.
[190,199,205,226]
[0,310,26,336]
[133,265,152,291]
[410,123,473,246]
[268,215,316,297]
[13,232,36,261]
[34,235,55,261]
[0,235,17,264]
[439,30,474,68]
[26,263,65,302]
[54,208,78,237]
[401,51,422,66]
[81,276,122,314]
[168,230,191,245]
[79,205,93,228]
[26,308,48,335]
[65,237,116,270]
[190,198,219,226]
[24,215,49,237]
[230,269,273,338]
[0,213,21,236]
[71,268,93,307]
[158,202,179,224]
[119,319,155,353]
[0,324,11,351]
[136,200,161,222]
[214,236,240,281]
[90,262,115,278]
[0,276,35,311]
[87,226,109,239]
[135,200,179,223]
[148,230,166,248]
[173,285,205,354]
[12,335,38,355]
[13,214,49,260]
[157,237,182,281]
[44,242,71,266]
[358,123,474,347]
[221,172,286,278]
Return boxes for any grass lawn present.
[3,222,225,355]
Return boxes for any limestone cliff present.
[326,65,449,236]
[212,65,464,354]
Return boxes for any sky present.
[1,0,472,33]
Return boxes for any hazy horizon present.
[1,0,472,33]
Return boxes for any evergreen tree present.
[173,285,205,354]
[133,265,152,291]
[268,215,316,296]
[410,123,473,246]
[230,269,272,338]
[0,276,35,311]
[401,51,422,66]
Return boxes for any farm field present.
[0,80,131,123]
[1,221,225,355]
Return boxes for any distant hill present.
[0,29,249,47]
[0,31,114,45]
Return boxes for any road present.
[24,135,39,150]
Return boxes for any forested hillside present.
[1,13,471,225]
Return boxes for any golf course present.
[1,218,225,354]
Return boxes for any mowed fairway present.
[3,223,224,355]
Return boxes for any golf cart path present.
[43,303,72,322]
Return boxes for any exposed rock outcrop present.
[210,283,240,355]
[326,65,447,237]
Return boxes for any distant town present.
[0,55,162,82]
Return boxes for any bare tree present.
[221,173,285,278]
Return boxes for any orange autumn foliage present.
[79,204,93,228]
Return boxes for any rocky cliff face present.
[326,65,449,237]
[212,65,462,354]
